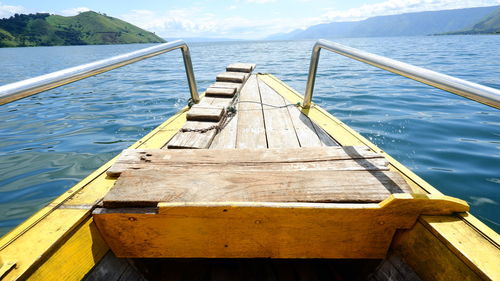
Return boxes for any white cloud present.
[120,0,500,39]
[0,2,28,19]
[246,0,277,3]
[60,7,91,16]
[121,8,305,39]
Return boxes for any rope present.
[180,93,300,134]
[237,100,298,109]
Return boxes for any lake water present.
[0,36,499,236]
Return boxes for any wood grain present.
[420,215,500,281]
[258,78,300,148]
[236,75,267,148]
[106,146,386,177]
[186,105,225,122]
[82,251,146,281]
[226,63,256,73]
[392,221,483,281]
[93,195,469,258]
[166,121,217,149]
[209,82,242,92]
[209,76,265,149]
[370,253,422,281]
[102,169,409,207]
[285,103,325,147]
[205,87,236,97]
[312,122,339,146]
[216,72,249,83]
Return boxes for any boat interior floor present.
[84,251,420,281]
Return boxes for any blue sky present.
[1,0,499,39]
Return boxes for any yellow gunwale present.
[0,75,498,281]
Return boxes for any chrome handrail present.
[304,39,500,109]
[0,40,200,105]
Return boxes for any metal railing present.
[0,40,200,105]
[304,39,500,109]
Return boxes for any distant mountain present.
[443,7,500,34]
[267,5,500,40]
[166,37,245,43]
[0,11,165,47]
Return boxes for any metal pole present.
[304,43,321,109]
[303,39,500,109]
[180,44,200,104]
[0,40,200,105]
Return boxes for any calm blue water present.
[0,36,499,236]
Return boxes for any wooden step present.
[205,87,236,97]
[226,63,256,73]
[216,72,249,83]
[186,105,225,122]
[209,81,242,92]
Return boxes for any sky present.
[1,0,499,39]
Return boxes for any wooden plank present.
[209,81,242,92]
[205,87,235,97]
[371,254,422,281]
[420,215,500,281]
[196,96,232,108]
[285,103,324,147]
[82,251,146,281]
[216,72,249,83]
[210,75,260,149]
[106,146,386,177]
[210,107,238,149]
[209,97,233,108]
[1,211,107,281]
[312,122,339,146]
[236,75,267,148]
[210,111,239,149]
[102,169,409,207]
[258,78,300,148]
[226,63,256,73]
[166,121,217,149]
[186,105,225,122]
[196,96,217,107]
[393,221,484,281]
[107,157,389,178]
[93,194,469,258]
[28,218,110,281]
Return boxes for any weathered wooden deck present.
[167,73,337,149]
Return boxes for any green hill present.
[444,7,500,34]
[0,11,165,47]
